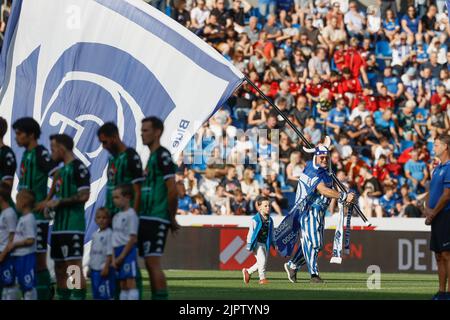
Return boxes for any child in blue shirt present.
[242,196,274,285]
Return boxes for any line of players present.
[0,116,179,300]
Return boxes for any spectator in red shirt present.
[306,74,326,106]
[352,88,378,111]
[430,83,450,112]
[253,31,275,62]
[341,67,362,107]
[372,155,390,183]
[345,37,369,85]
[333,41,348,72]
[377,85,395,111]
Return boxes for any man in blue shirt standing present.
[425,134,450,300]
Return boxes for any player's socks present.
[119,290,129,300]
[4,287,19,300]
[152,289,168,300]
[128,289,139,300]
[114,280,121,300]
[56,288,71,300]
[36,269,52,300]
[71,288,87,300]
[24,288,37,300]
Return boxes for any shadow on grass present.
[169,286,432,300]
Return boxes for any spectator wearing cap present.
[382,8,401,42]
[344,1,365,39]
[401,5,423,45]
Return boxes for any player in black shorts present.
[139,117,179,300]
[13,117,58,300]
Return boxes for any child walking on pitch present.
[242,196,274,284]
[4,190,37,300]
[112,185,139,300]
[88,207,115,300]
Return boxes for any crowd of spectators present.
[153,0,450,219]
[2,1,447,218]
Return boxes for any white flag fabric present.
[0,0,244,240]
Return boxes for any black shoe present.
[284,263,297,283]
[310,275,324,284]
[432,291,448,300]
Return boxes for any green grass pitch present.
[86,270,438,300]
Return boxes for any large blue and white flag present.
[0,0,244,242]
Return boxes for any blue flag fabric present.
[0,0,244,246]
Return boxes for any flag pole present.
[243,76,371,226]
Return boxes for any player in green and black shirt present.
[97,122,144,300]
[0,117,17,204]
[46,134,90,300]
[97,122,143,215]
[12,117,58,300]
[139,117,179,300]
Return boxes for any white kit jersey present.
[89,228,113,271]
[112,208,138,248]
